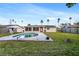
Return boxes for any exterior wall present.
[65,28,71,33]
[0,25,24,34]
[16,28,25,32]
[8,26,24,33]
[25,27,40,32]
[78,28,79,34]
[71,28,76,33]
[62,26,79,34]
[70,28,79,34]
[46,27,57,32]
[25,26,57,32]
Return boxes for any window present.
[28,27,31,31]
[33,27,39,31]
[25,27,28,31]
[47,27,50,30]
[25,27,31,31]
[12,28,14,31]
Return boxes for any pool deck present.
[0,32,53,41]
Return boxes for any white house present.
[0,24,57,34]
[0,25,25,34]
[24,25,57,32]
[7,25,25,33]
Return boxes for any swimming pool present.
[13,33,38,38]
[0,32,53,41]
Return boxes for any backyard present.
[0,32,79,56]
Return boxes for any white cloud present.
[0,4,79,26]
[47,17,56,20]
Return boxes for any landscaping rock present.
[46,37,49,40]
[64,38,72,43]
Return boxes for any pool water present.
[13,33,38,38]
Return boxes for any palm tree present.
[69,17,72,25]
[10,19,12,25]
[57,18,60,27]
[40,20,43,25]
[47,19,49,25]
[15,21,16,24]
[69,17,72,33]
[12,19,15,22]
[21,20,23,25]
[21,20,23,23]
[9,19,14,25]
[12,19,15,24]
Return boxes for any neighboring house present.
[68,25,79,34]
[24,25,57,32]
[60,24,69,32]
[0,25,25,34]
[61,24,79,34]
[0,25,9,34]
[7,25,25,33]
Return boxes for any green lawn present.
[0,32,20,37]
[0,32,79,56]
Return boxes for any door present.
[40,27,43,32]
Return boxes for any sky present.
[0,3,79,26]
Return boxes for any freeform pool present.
[13,33,38,38]
[0,32,53,41]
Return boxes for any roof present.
[68,25,79,28]
[0,25,7,28]
[7,25,24,29]
[0,25,24,29]
[25,25,56,28]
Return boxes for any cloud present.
[0,4,79,26]
[47,17,56,20]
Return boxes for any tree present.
[21,20,23,23]
[40,20,43,25]
[57,18,60,27]
[69,17,72,25]
[66,3,76,8]
[10,19,12,25]
[69,17,72,33]
[12,19,15,22]
[47,19,49,25]
[15,21,16,24]
[10,19,15,25]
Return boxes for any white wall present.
[8,26,24,33]
[46,27,56,32]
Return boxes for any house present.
[7,25,25,33]
[0,25,9,34]
[61,24,79,34]
[0,24,57,34]
[24,25,57,32]
[67,25,79,34]
[0,25,25,34]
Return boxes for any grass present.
[0,32,20,37]
[0,32,79,56]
